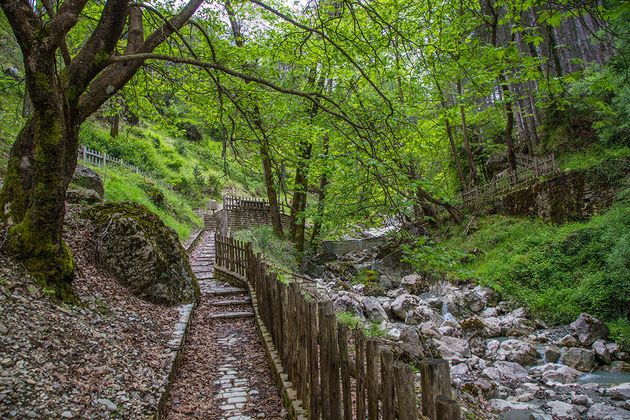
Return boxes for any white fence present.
[78,145,172,190]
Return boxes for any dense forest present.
[0,0,629,418]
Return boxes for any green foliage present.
[337,311,361,329]
[97,165,202,240]
[352,269,384,296]
[402,187,630,325]
[336,311,386,338]
[608,319,630,351]
[234,226,298,273]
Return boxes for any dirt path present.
[165,230,284,419]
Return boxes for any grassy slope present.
[403,180,630,346]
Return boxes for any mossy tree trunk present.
[0,0,204,289]
[0,38,79,287]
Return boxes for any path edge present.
[153,228,205,419]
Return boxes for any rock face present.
[587,403,630,420]
[87,202,198,305]
[497,339,539,365]
[570,313,609,346]
[72,165,104,199]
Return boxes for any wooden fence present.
[461,153,558,208]
[215,234,460,420]
[78,145,173,190]
[223,195,271,212]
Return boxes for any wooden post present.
[326,313,341,420]
[436,396,460,420]
[338,324,352,420]
[420,359,452,420]
[394,363,417,420]
[308,300,320,419]
[366,338,379,420]
[380,349,395,420]
[319,301,333,419]
[355,330,366,419]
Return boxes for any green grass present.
[234,226,298,274]
[558,145,630,171]
[402,186,630,342]
[96,165,202,240]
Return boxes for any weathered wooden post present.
[366,338,379,420]
[380,348,395,420]
[420,359,452,420]
[437,395,461,420]
[394,363,417,420]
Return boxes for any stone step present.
[207,287,247,297]
[210,299,251,307]
[195,273,214,280]
[208,311,254,320]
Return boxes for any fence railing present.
[214,234,460,420]
[223,195,270,212]
[78,145,173,190]
[461,153,559,208]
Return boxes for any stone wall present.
[494,158,629,223]
[204,208,290,234]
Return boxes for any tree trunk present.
[499,75,517,172]
[260,140,284,237]
[445,118,466,187]
[0,59,77,289]
[310,134,330,250]
[457,80,477,185]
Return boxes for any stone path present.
[165,230,284,419]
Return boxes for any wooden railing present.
[78,145,174,190]
[223,195,270,212]
[214,233,247,278]
[461,153,559,208]
[215,234,460,420]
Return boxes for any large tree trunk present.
[457,80,478,185]
[260,141,284,237]
[0,57,77,288]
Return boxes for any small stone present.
[0,357,12,367]
[0,323,8,335]
[227,396,247,404]
[96,398,117,412]
[60,411,74,418]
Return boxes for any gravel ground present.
[0,205,179,418]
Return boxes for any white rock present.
[608,382,630,401]
[483,361,529,382]
[587,403,630,420]
[545,401,579,419]
[434,336,471,360]
[489,399,535,412]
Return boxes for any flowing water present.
[577,370,630,385]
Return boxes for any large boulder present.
[483,361,529,382]
[362,297,388,322]
[497,339,539,365]
[390,293,420,320]
[530,363,582,384]
[87,202,198,305]
[545,401,579,420]
[560,347,596,372]
[400,273,431,295]
[586,403,630,420]
[333,292,364,317]
[434,336,471,360]
[405,303,443,326]
[72,165,104,198]
[570,313,609,346]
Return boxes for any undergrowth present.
[95,165,202,240]
[402,185,630,344]
[234,226,299,274]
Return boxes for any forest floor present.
[0,204,180,418]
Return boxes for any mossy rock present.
[354,269,384,296]
[84,202,198,305]
[71,165,104,199]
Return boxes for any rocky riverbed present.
[304,245,630,419]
